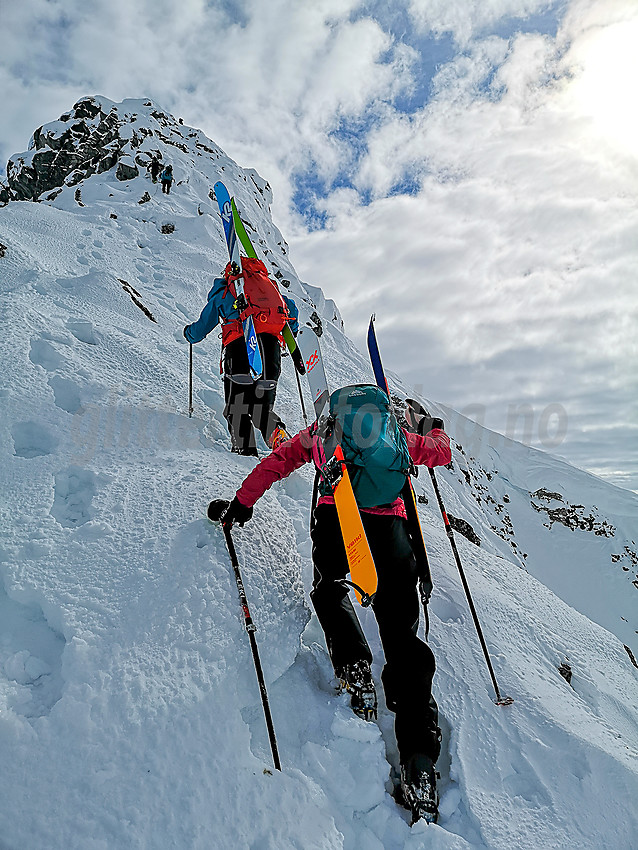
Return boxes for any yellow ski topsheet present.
[332,445,378,605]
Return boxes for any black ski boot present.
[335,660,378,721]
[399,753,439,825]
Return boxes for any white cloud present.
[288,4,638,487]
[407,0,555,46]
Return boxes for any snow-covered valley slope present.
[0,97,637,850]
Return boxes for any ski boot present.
[399,753,439,825]
[267,425,290,451]
[335,660,378,721]
[230,444,258,457]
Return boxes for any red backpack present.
[221,257,290,345]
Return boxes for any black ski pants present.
[223,334,283,454]
[162,179,171,194]
[310,504,440,764]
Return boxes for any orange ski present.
[329,445,378,606]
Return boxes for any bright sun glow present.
[566,18,638,152]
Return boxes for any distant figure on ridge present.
[161,164,173,194]
[183,262,299,455]
[149,156,161,184]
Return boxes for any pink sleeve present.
[405,428,451,468]
[236,428,313,507]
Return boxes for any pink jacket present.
[236,427,451,519]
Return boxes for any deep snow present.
[0,98,637,850]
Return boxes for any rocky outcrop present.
[5,96,154,201]
[448,514,481,546]
[116,158,139,181]
[530,492,616,537]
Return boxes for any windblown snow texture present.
[0,96,637,850]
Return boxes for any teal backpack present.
[316,384,413,508]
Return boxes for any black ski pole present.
[295,368,308,428]
[222,524,282,770]
[428,467,513,707]
[188,344,193,418]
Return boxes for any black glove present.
[183,325,191,341]
[222,496,253,528]
[419,416,445,436]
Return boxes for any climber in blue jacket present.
[184,268,299,456]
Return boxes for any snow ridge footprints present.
[50,465,108,528]
[0,580,65,719]
[11,420,59,458]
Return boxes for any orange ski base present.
[332,446,378,605]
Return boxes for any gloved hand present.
[183,325,191,341]
[419,416,445,435]
[222,496,253,528]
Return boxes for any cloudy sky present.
[2,0,637,491]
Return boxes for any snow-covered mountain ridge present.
[0,97,637,849]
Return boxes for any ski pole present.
[295,368,308,428]
[222,524,282,770]
[427,467,513,706]
[188,343,193,418]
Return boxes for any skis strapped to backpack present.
[367,315,434,620]
[221,253,289,342]
[297,326,377,606]
[214,181,263,379]
[227,190,305,376]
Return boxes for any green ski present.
[231,199,305,375]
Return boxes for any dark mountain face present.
[2,96,178,203]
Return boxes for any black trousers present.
[311,504,440,764]
[223,334,283,454]
[162,180,171,194]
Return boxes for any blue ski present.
[366,314,434,607]
[367,313,390,395]
[214,181,263,379]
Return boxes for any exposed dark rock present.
[531,498,616,537]
[4,96,166,202]
[448,514,481,546]
[73,97,102,120]
[558,662,573,684]
[138,192,151,205]
[118,279,157,323]
[161,222,175,234]
[532,488,563,502]
[309,311,323,336]
[0,241,7,258]
[97,152,118,174]
[116,160,139,181]
[65,169,85,187]
[624,645,638,669]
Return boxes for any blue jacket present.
[184,277,299,344]
[161,168,173,181]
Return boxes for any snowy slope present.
[0,98,637,850]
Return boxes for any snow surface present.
[0,99,637,849]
